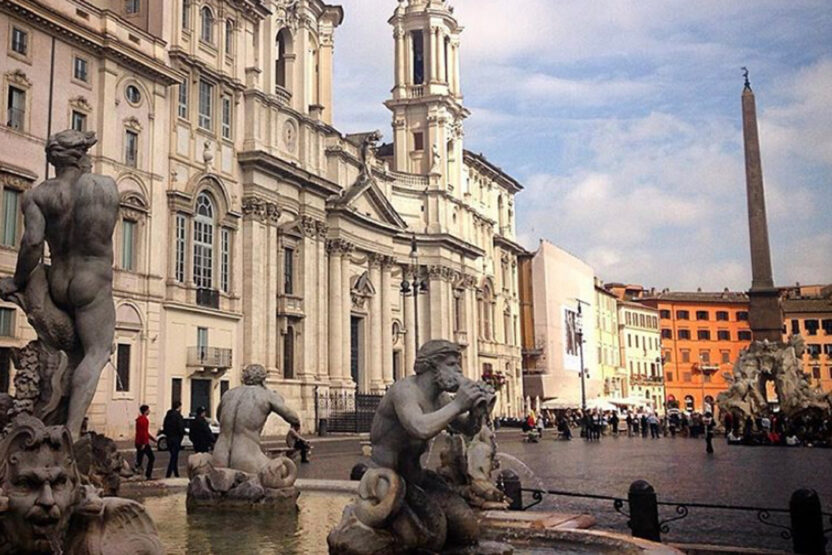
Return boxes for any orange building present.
[640,291,751,413]
[782,284,832,393]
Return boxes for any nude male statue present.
[0,130,119,440]
[370,339,491,486]
[212,364,300,474]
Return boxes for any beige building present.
[521,240,601,409]
[594,279,625,400]
[617,300,663,411]
[0,0,524,439]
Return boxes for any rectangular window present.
[717,330,730,341]
[664,350,672,363]
[197,327,208,357]
[678,329,690,340]
[738,330,752,341]
[666,371,673,383]
[627,334,631,347]
[697,329,711,340]
[115,343,131,391]
[721,350,731,364]
[182,0,190,29]
[198,80,213,130]
[7,86,25,130]
[73,57,88,82]
[178,79,189,119]
[699,350,710,364]
[220,379,229,399]
[807,344,821,358]
[681,350,690,363]
[635,335,640,348]
[661,328,672,339]
[411,30,424,84]
[125,0,140,14]
[716,311,729,321]
[121,219,136,271]
[175,214,186,282]
[71,110,87,131]
[805,319,819,336]
[737,311,749,321]
[283,247,294,295]
[683,372,692,382]
[822,320,832,335]
[676,310,689,320]
[413,131,424,151]
[639,314,646,327]
[2,189,20,247]
[696,310,709,321]
[823,344,832,356]
[124,129,138,167]
[0,308,14,336]
[704,373,712,383]
[11,27,28,55]
[220,228,230,293]
[221,95,231,139]
[659,309,670,319]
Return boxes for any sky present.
[330,0,832,292]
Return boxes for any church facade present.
[0,0,524,439]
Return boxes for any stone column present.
[394,27,406,95]
[369,256,384,392]
[318,33,334,124]
[300,217,318,380]
[317,223,329,381]
[429,26,438,83]
[453,41,461,96]
[428,266,443,341]
[327,240,343,383]
[381,258,394,385]
[341,243,353,385]
[437,29,446,84]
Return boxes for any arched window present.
[480,284,494,340]
[193,192,214,288]
[200,6,214,44]
[225,19,234,55]
[275,29,291,90]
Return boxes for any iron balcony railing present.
[196,287,220,309]
[187,346,232,368]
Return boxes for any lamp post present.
[575,301,588,412]
[400,235,428,349]
[656,355,666,417]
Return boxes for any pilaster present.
[381,257,395,385]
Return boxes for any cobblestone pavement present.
[130,429,832,550]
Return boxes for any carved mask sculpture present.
[0,416,80,553]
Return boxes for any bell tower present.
[385,0,469,189]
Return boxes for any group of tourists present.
[724,411,831,448]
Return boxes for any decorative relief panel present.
[242,196,280,224]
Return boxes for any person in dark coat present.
[163,401,186,478]
[189,406,214,453]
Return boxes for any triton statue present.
[0,130,119,440]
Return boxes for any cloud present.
[331,1,832,290]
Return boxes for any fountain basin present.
[134,480,678,554]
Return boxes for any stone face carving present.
[188,364,300,511]
[328,340,506,554]
[241,195,280,224]
[717,336,832,422]
[437,424,509,510]
[0,414,162,554]
[0,130,119,441]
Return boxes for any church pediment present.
[330,175,406,231]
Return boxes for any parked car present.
[157,417,220,451]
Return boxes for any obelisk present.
[741,69,782,342]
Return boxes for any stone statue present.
[328,340,508,554]
[0,414,162,554]
[187,364,300,511]
[358,130,382,181]
[717,336,831,422]
[212,363,300,474]
[0,130,119,441]
[437,424,509,510]
[430,142,441,173]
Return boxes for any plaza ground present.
[127,429,832,551]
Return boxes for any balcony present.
[277,295,304,316]
[187,346,232,369]
[196,288,220,309]
[410,85,425,98]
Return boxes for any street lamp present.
[575,301,589,412]
[400,235,428,348]
[656,355,666,416]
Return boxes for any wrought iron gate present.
[315,386,383,433]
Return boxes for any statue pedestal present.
[185,454,300,513]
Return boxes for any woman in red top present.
[134,404,156,479]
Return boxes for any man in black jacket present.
[163,401,186,478]
[189,406,214,453]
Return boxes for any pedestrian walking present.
[648,413,660,439]
[704,411,715,454]
[286,422,312,463]
[610,412,619,436]
[163,401,186,478]
[625,413,633,437]
[640,413,648,438]
[134,404,156,480]
[189,406,214,453]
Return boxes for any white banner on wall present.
[562,306,580,371]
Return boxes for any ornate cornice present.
[242,195,280,224]
[325,238,354,255]
[4,69,32,88]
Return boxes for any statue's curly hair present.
[45,130,97,165]
[413,340,461,375]
[242,364,268,386]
